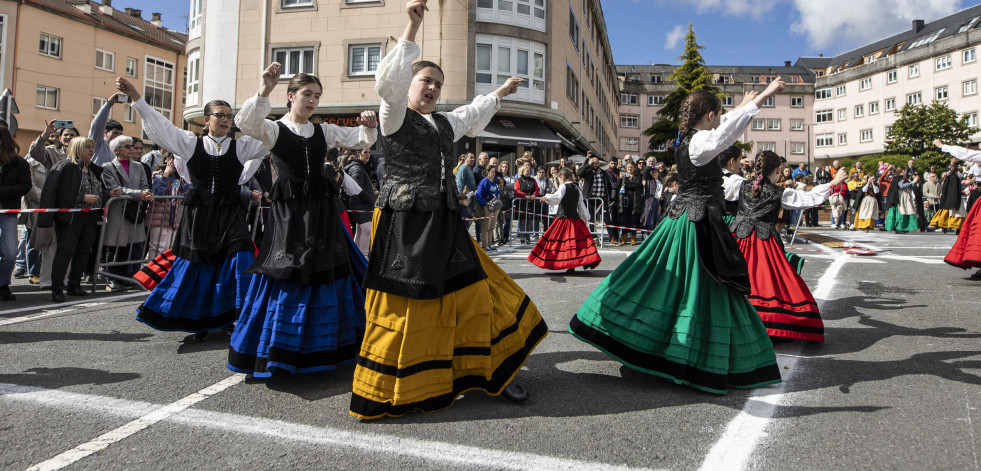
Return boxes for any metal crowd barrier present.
[505,197,606,248]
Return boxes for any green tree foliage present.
[642,24,721,166]
[885,102,970,155]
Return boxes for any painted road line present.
[2,382,665,471]
[698,253,849,471]
[0,293,147,327]
[23,375,246,471]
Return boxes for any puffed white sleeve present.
[723,174,746,201]
[441,93,502,141]
[132,98,198,160]
[375,39,418,136]
[577,191,589,220]
[235,95,280,149]
[941,144,981,163]
[541,183,566,205]
[321,123,377,149]
[780,183,833,210]
[341,171,362,195]
[236,136,270,185]
[688,103,759,167]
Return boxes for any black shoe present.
[565,268,576,274]
[192,331,211,342]
[13,268,27,278]
[52,289,65,303]
[970,270,981,280]
[66,284,88,296]
[0,285,15,301]
[502,382,529,402]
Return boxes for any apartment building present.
[803,4,981,162]
[615,63,816,163]
[188,0,620,164]
[0,0,188,152]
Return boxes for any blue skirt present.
[136,250,255,333]
[227,232,368,377]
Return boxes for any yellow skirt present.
[349,209,548,420]
[930,209,965,229]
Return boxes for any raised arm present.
[236,93,280,150]
[322,121,377,149]
[541,182,566,206]
[689,79,784,166]
[936,139,981,163]
[89,96,118,166]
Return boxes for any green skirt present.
[569,213,781,394]
[884,208,919,232]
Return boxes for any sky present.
[604,0,974,66]
[110,0,190,33]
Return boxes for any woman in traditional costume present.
[528,167,601,273]
[935,139,981,278]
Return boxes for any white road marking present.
[0,294,146,326]
[22,374,245,471]
[1,381,664,471]
[698,253,849,471]
[0,292,145,319]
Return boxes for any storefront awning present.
[479,117,562,149]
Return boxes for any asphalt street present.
[1,228,979,470]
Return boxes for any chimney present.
[784,61,791,67]
[151,12,162,27]
[74,0,91,14]
[100,0,112,15]
[819,54,823,57]
[913,19,925,33]
[124,7,141,18]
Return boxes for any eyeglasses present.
[208,113,235,121]
[121,145,133,149]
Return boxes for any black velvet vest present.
[377,109,456,211]
[555,183,581,219]
[183,138,243,207]
[665,131,725,221]
[731,179,784,240]
[268,122,331,200]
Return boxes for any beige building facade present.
[0,0,188,153]
[188,0,620,164]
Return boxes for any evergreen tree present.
[885,102,971,155]
[642,24,721,165]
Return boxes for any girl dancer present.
[570,81,785,394]
[731,151,847,341]
[117,78,266,339]
[349,0,547,419]
[528,167,601,273]
[883,169,920,234]
[853,174,879,232]
[929,157,965,233]
[935,139,981,278]
[229,68,378,377]
[720,146,747,225]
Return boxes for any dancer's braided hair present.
[678,90,722,136]
[750,150,783,198]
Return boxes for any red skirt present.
[945,198,981,269]
[736,232,824,341]
[528,217,601,270]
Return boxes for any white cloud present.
[664,25,686,50]
[791,0,963,49]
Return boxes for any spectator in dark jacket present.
[618,160,645,245]
[343,148,377,255]
[514,163,540,243]
[578,155,617,244]
[0,122,31,300]
[38,137,108,302]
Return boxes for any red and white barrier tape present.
[0,207,102,214]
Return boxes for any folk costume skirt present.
[945,199,981,269]
[854,196,878,230]
[569,211,781,395]
[884,208,920,232]
[930,209,965,230]
[737,232,823,341]
[528,217,601,270]
[350,207,548,420]
[136,250,254,333]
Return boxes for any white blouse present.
[722,172,745,201]
[729,180,834,210]
[689,102,759,167]
[133,98,268,184]
[542,183,589,220]
[941,144,981,163]
[235,95,377,151]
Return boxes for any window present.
[95,49,114,71]
[791,96,803,108]
[886,126,893,137]
[39,33,62,58]
[960,16,980,33]
[348,44,381,76]
[838,133,847,145]
[566,63,579,107]
[475,36,545,103]
[35,85,59,110]
[860,129,873,142]
[966,112,978,128]
[815,88,832,100]
[477,0,546,31]
[123,104,134,123]
[860,78,872,90]
[620,137,639,152]
[838,108,847,121]
[965,48,977,64]
[936,86,949,101]
[965,80,978,96]
[789,76,800,84]
[790,142,804,154]
[869,101,879,114]
[272,47,315,77]
[144,57,175,127]
[765,76,775,84]
[647,95,663,106]
[854,104,864,118]
[752,76,761,84]
[751,119,765,130]
[758,142,775,152]
[936,55,952,71]
[790,119,804,131]
[909,64,920,78]
[761,96,774,107]
[569,7,580,52]
[620,93,638,105]
[125,57,137,77]
[885,97,896,111]
[907,92,922,106]
[722,96,734,107]
[835,85,846,96]
[186,49,200,105]
[282,0,313,7]
[767,119,781,130]
[887,70,898,83]
[715,75,731,84]
[816,110,833,123]
[189,0,202,38]
[650,74,662,83]
[620,114,638,128]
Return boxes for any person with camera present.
[578,152,617,244]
